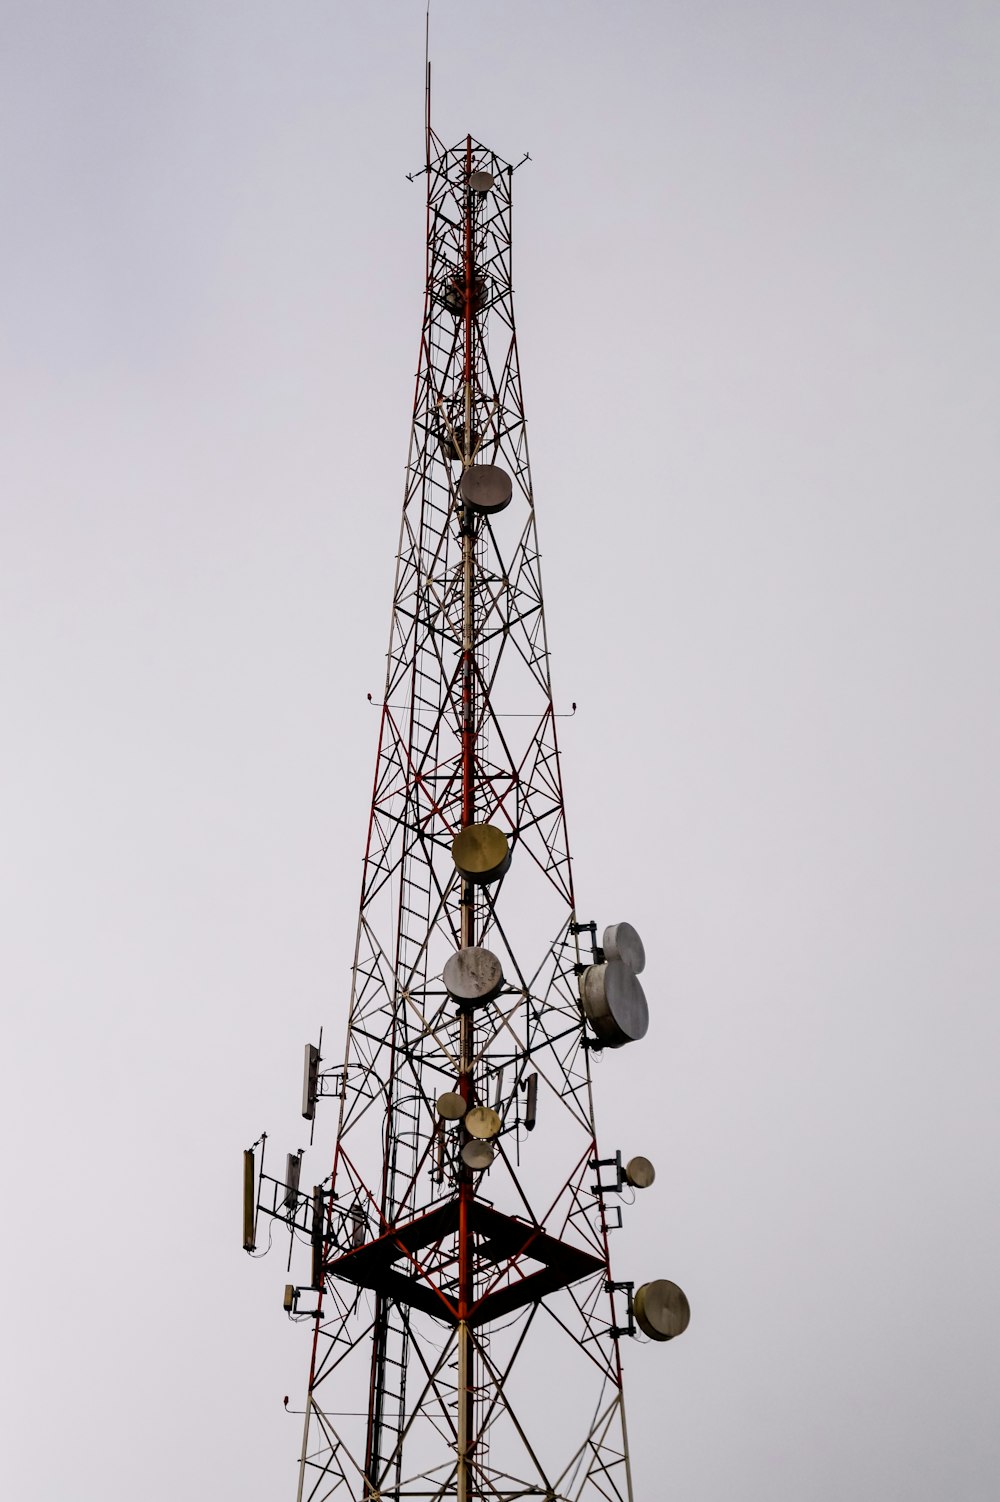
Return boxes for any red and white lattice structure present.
[245,124,689,1502]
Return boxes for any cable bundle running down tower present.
[245,130,689,1502]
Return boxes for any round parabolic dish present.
[464,1106,501,1140]
[579,961,648,1048]
[461,1139,494,1170]
[436,1091,467,1121]
[459,464,513,515]
[469,170,494,194]
[633,1280,690,1342]
[443,947,504,1003]
[452,824,511,885]
[625,1155,656,1189]
[603,922,646,974]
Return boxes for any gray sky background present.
[2,1,998,1497]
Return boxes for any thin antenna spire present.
[424,3,431,169]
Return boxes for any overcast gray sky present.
[2,2,999,1498]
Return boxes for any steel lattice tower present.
[246,125,689,1502]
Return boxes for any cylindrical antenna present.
[351,1203,366,1249]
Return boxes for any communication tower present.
[245,123,690,1502]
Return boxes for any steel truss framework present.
[271,132,638,1502]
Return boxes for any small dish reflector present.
[437,1091,467,1120]
[452,824,511,885]
[459,464,513,515]
[624,1155,655,1189]
[633,1279,690,1342]
[461,1138,495,1170]
[443,946,504,1002]
[603,922,645,975]
[469,170,494,194]
[465,1105,501,1140]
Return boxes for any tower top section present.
[407,134,531,528]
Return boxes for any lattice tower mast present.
[246,126,689,1502]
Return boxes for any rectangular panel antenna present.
[302,1043,320,1120]
[242,1149,256,1251]
[283,1151,302,1210]
[310,1186,324,1289]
